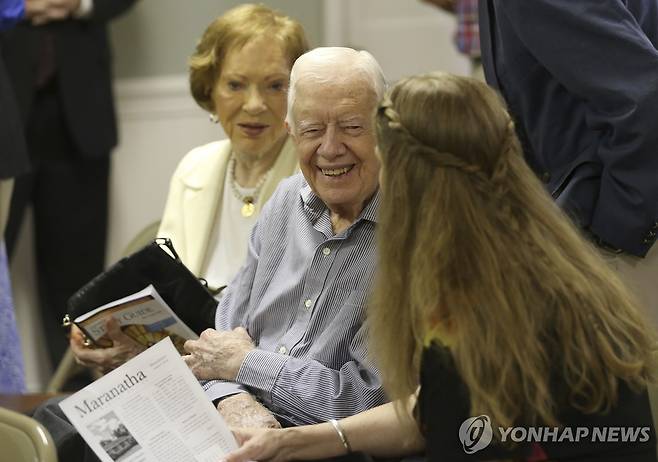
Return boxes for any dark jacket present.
[0,0,27,179]
[0,0,138,159]
[479,0,658,256]
[0,43,27,179]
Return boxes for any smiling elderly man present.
[182,46,387,428]
[35,48,389,458]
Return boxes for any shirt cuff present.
[73,0,93,18]
[202,380,248,402]
[235,349,288,403]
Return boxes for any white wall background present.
[13,0,468,391]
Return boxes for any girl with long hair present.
[224,72,657,461]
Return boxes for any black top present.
[418,343,656,461]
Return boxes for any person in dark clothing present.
[0,0,138,368]
[0,0,30,394]
[478,0,658,328]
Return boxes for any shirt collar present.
[300,179,380,225]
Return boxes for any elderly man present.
[35,46,388,461]
[182,46,386,428]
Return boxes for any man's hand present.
[182,327,255,381]
[25,0,82,25]
[216,393,281,429]
[70,318,146,373]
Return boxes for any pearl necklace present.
[228,155,271,217]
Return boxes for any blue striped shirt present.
[204,173,386,425]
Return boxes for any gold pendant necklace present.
[241,199,255,217]
[229,155,270,218]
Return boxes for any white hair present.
[286,47,387,127]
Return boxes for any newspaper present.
[73,284,198,355]
[59,337,238,462]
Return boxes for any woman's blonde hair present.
[370,72,657,429]
[189,3,309,113]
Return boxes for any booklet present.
[73,285,198,355]
[59,337,238,462]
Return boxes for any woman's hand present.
[223,427,293,462]
[70,318,146,373]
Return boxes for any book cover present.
[74,285,198,355]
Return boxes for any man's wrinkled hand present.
[70,317,146,374]
[182,327,255,381]
[216,393,281,429]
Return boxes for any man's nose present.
[243,86,266,114]
[317,126,346,158]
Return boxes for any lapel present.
[175,136,298,274]
[180,141,231,275]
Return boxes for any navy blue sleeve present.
[496,0,658,255]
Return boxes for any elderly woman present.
[224,73,657,462]
[68,3,307,390]
[159,3,307,291]
[30,6,309,459]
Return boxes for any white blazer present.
[157,136,298,276]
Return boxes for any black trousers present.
[5,80,109,367]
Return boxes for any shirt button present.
[322,247,331,256]
[304,299,312,309]
[278,346,287,354]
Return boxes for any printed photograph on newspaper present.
[59,337,237,462]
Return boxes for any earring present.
[209,113,219,124]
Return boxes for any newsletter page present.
[60,338,237,462]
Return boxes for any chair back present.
[121,221,161,257]
[0,406,57,462]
